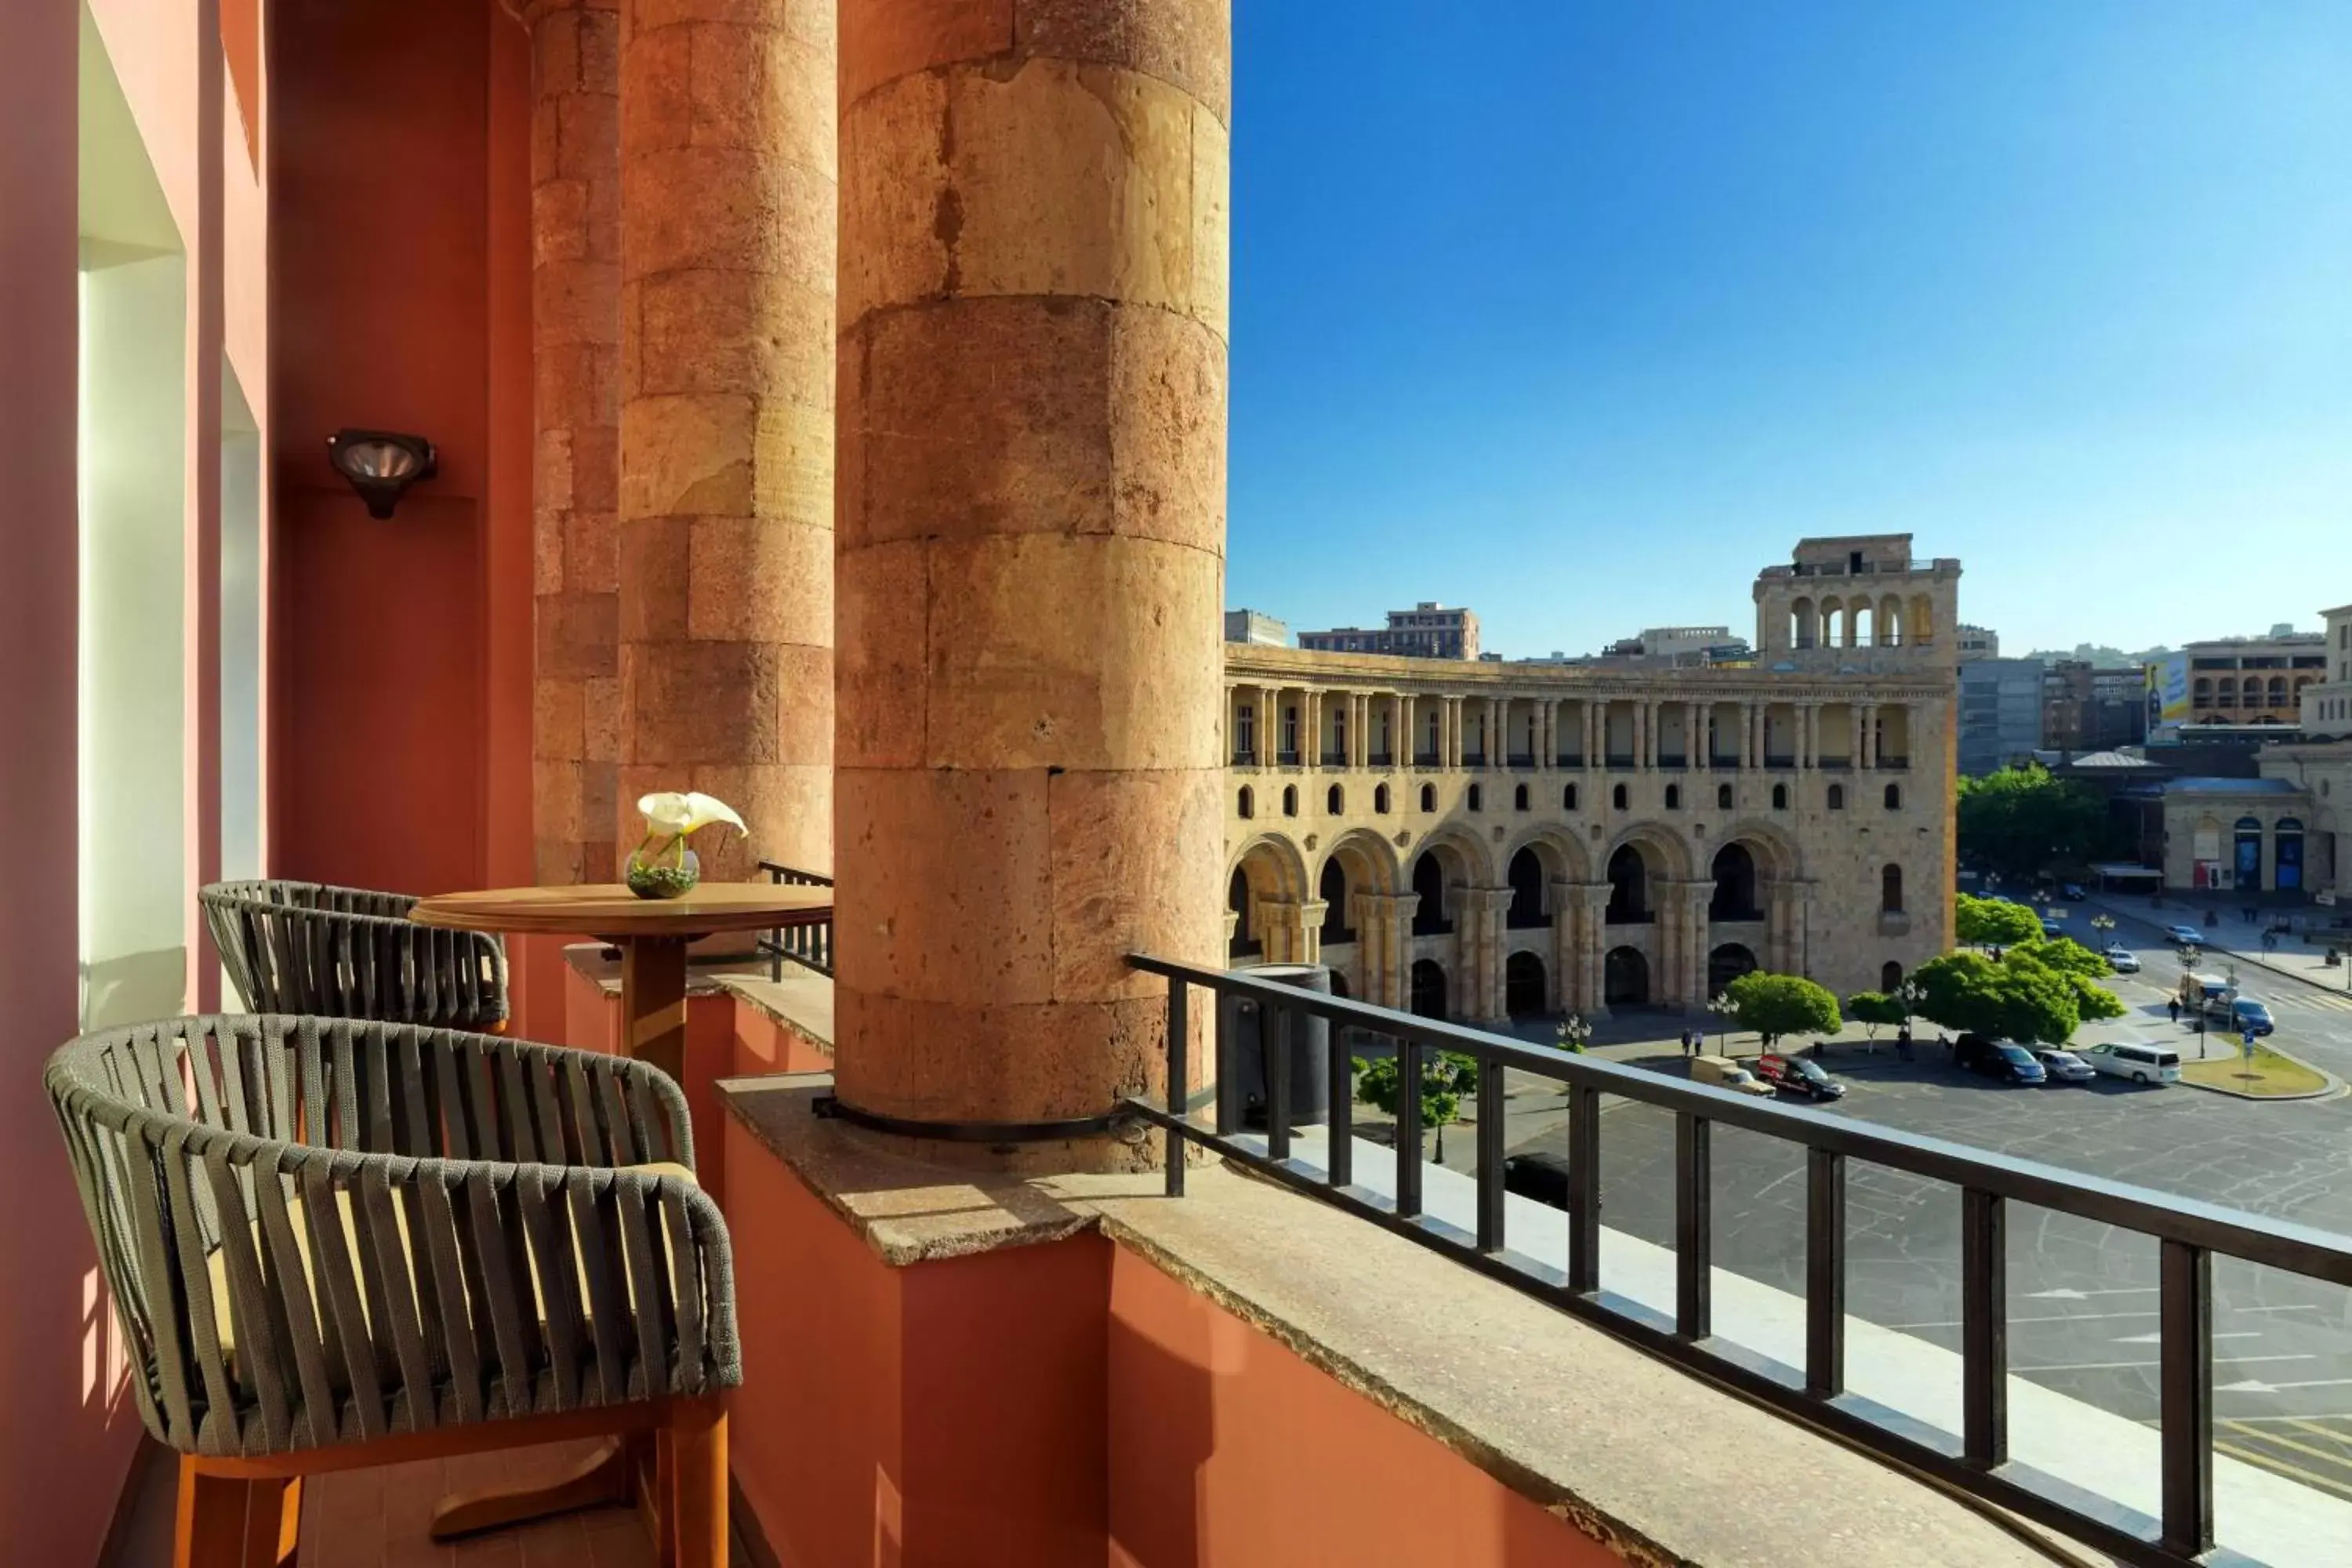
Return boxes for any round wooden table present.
[409,881,834,1083]
[405,882,830,1541]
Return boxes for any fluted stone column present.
[1361,893,1414,1010]
[1672,880,1713,1010]
[1464,887,1513,1025]
[528,0,622,884]
[616,0,835,877]
[834,0,1230,1157]
[1549,878,1577,1011]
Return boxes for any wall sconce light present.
[327,428,437,518]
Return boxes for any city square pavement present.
[1387,915,2352,1514]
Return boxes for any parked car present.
[2231,998,2275,1037]
[2103,945,2141,974]
[2165,924,2205,946]
[2082,1041,2182,1085]
[1955,1035,2047,1085]
[1692,1054,1776,1096]
[2060,883,2087,901]
[1754,1052,1848,1101]
[2039,916,2065,936]
[1501,1152,1573,1209]
[2034,1048,2096,1084]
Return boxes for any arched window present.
[2268,676,2288,706]
[1506,848,1549,929]
[1514,783,1530,811]
[1881,863,1904,913]
[1327,784,1344,815]
[1827,784,1845,811]
[1881,960,1903,992]
[2193,677,2212,703]
[1419,783,1436,812]
[1664,784,1681,810]
[1717,783,1733,810]
[2219,677,2238,705]
[1374,783,1392,815]
[1237,786,1254,820]
[1281,786,1298,817]
[1772,783,1788,811]
[1612,783,1628,811]
[1468,784,1484,812]
[1563,783,1578,811]
[1883,782,1900,810]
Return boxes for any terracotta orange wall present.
[1105,1247,1618,1568]
[0,6,146,1561]
[725,1123,1110,1566]
[267,0,532,902]
[722,1127,1617,1568]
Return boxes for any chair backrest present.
[46,1015,737,1459]
[201,880,508,1030]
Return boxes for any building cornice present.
[1222,646,1953,701]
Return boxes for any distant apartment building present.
[1955,624,1999,661]
[1593,626,1754,667]
[2146,630,2328,736]
[1958,657,2045,775]
[2296,602,2352,742]
[1223,608,1290,648]
[2042,659,2148,753]
[1298,601,1479,660]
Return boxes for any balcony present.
[1320,749,1349,767]
[1605,754,1636,770]
[1657,753,1687,769]
[1555,752,1584,768]
[1878,755,1911,769]
[1819,755,1853,771]
[1368,750,1395,768]
[1462,750,1487,768]
[1506,752,1537,769]
[1232,747,1258,766]
[1412,749,1441,768]
[1764,754,1796,769]
[1276,749,1302,767]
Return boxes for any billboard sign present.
[2147,653,2190,733]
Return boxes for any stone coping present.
[717,1074,2067,1568]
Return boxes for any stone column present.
[618,0,835,877]
[1549,878,1578,1011]
[1673,880,1713,1010]
[1570,881,1613,1020]
[1860,702,1877,768]
[1363,893,1415,1010]
[1445,697,1464,768]
[834,1,1229,1155]
[528,0,623,884]
[1462,887,1512,1025]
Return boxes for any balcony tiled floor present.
[114,1440,660,1568]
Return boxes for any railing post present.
[1164,978,1187,1198]
[1395,1037,1422,1219]
[1326,1014,1353,1189]
[2160,1238,2214,1556]
[1806,1147,1845,1398]
[1214,994,1240,1135]
[1675,1112,1710,1340]
[1962,1188,2007,1466]
[1266,1003,1290,1164]
[1475,1051,1504,1254]
[1565,1083,1599,1294]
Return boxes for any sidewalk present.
[2078,887,2352,1000]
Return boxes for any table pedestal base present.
[427,1436,630,1541]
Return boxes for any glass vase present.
[625,846,700,900]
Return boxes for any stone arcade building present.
[1225,537,1962,1022]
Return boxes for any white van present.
[2081,1041,2182,1086]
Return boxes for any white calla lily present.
[638,792,695,835]
[679,792,746,836]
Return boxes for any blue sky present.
[1225,2,2352,659]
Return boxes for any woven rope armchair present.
[201,880,509,1031]
[47,1014,739,1565]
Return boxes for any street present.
[1480,904,2352,1519]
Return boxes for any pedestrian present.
[2168,997,2180,1025]
[1682,1029,1696,1058]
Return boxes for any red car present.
[1751,1052,1849,1101]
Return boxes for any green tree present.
[1352,1049,1479,1162]
[1846,991,1907,1040]
[1722,971,1842,1048]
[1955,892,2042,949]
[1958,765,2125,879]
[1911,948,2114,1045]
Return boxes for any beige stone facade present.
[1225,542,1961,1023]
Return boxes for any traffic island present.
[2177,1040,2339,1100]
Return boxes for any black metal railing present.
[1604,754,1636,770]
[1878,755,1911,770]
[757,862,834,980]
[1123,957,2352,1568]
[1276,749,1301,767]
[1463,750,1487,768]
[1555,753,1584,768]
[1506,753,1537,769]
[1413,750,1442,768]
[1321,749,1349,766]
[1369,750,1396,768]
[1657,753,1687,768]
[1763,754,1795,769]
[1231,748,1257,766]
[1819,756,1853,771]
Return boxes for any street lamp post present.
[2177,943,2209,1058]
[2089,913,2115,946]
[1706,992,1737,1056]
